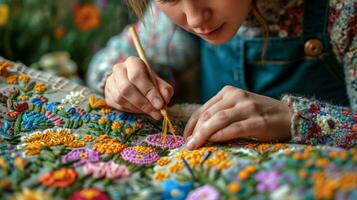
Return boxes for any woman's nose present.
[184,2,212,28]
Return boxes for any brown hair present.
[127,0,269,59]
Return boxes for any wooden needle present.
[129,26,176,142]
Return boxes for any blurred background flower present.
[0,0,133,81]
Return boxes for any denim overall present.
[200,0,349,106]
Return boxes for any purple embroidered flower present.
[145,133,185,149]
[255,170,281,192]
[120,146,160,165]
[186,184,220,200]
[62,148,100,167]
[83,161,130,179]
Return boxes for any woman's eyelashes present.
[157,0,179,4]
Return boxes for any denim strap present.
[303,0,329,39]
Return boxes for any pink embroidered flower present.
[145,133,185,149]
[121,146,160,165]
[62,148,100,167]
[69,187,109,200]
[83,161,130,179]
[186,185,220,200]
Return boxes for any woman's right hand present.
[104,56,174,120]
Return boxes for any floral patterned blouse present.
[87,0,357,149]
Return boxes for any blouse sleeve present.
[282,0,357,148]
[86,2,200,93]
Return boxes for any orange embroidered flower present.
[100,107,112,114]
[228,182,241,193]
[89,95,107,109]
[54,26,66,39]
[98,117,108,124]
[6,75,17,84]
[18,74,30,83]
[74,4,101,32]
[82,135,95,142]
[14,157,27,170]
[0,61,12,76]
[111,120,122,131]
[157,157,170,166]
[39,168,77,188]
[168,162,184,173]
[154,171,169,182]
[19,95,29,101]
[34,83,47,93]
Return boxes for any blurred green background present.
[0,0,134,82]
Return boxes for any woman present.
[87,0,356,149]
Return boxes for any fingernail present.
[186,137,196,149]
[152,111,162,120]
[153,98,163,110]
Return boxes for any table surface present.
[0,58,356,200]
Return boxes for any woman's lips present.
[195,23,225,38]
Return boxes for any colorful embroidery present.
[1,59,357,199]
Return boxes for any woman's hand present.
[104,56,174,120]
[184,86,293,149]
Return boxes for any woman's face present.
[156,0,252,45]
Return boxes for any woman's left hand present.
[184,86,293,149]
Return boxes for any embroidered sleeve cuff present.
[281,95,356,148]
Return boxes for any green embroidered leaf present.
[14,112,24,134]
[57,110,70,118]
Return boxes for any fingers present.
[183,91,223,138]
[208,119,255,142]
[186,106,243,149]
[156,76,174,104]
[106,63,162,119]
[126,57,165,110]
[190,97,235,139]
[105,89,141,113]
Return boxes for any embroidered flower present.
[39,168,77,188]
[255,170,281,192]
[61,91,86,107]
[10,188,52,200]
[29,97,45,108]
[161,178,193,200]
[145,134,185,149]
[92,135,126,154]
[15,102,29,112]
[121,146,160,165]
[34,83,47,93]
[154,171,170,182]
[0,61,11,76]
[18,74,30,83]
[88,95,107,110]
[83,161,130,179]
[74,4,101,32]
[5,111,20,120]
[23,129,78,155]
[21,111,54,131]
[111,120,123,131]
[62,148,100,167]
[6,75,18,84]
[13,157,27,170]
[186,185,220,200]
[45,111,64,127]
[69,188,109,200]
